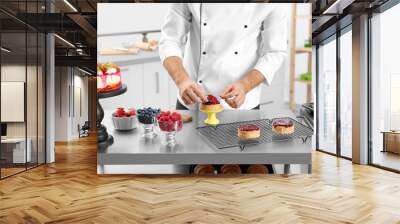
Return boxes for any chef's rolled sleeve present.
[254,5,288,86]
[159,3,192,63]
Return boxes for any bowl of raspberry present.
[112,107,137,131]
[156,111,183,147]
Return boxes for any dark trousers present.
[176,100,274,174]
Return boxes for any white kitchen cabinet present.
[143,62,170,110]
[168,78,178,110]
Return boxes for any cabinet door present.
[143,62,170,109]
[100,64,144,110]
[168,78,178,110]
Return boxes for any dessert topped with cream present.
[97,63,122,93]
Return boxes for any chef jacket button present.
[203,23,207,26]
[202,51,206,55]
[244,25,248,28]
[198,80,202,83]
[234,51,238,55]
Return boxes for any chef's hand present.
[163,56,207,105]
[177,77,208,105]
[221,70,267,108]
[221,82,247,108]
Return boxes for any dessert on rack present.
[272,119,295,135]
[97,63,122,93]
[200,95,223,112]
[238,124,261,139]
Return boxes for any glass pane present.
[340,29,352,158]
[27,31,38,169]
[38,33,45,165]
[318,37,337,154]
[1,31,27,178]
[371,4,400,171]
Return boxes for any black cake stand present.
[97,84,127,149]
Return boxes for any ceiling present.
[312,0,391,42]
[0,0,98,72]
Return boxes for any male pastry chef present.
[159,3,288,110]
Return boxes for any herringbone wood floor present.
[1,136,400,224]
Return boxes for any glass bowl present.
[158,120,183,147]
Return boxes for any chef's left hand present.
[221,81,247,108]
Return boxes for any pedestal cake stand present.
[97,84,127,148]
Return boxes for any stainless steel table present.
[97,109,312,174]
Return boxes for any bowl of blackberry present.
[137,107,161,139]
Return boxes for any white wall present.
[263,4,311,109]
[54,67,89,141]
[1,65,39,138]
[1,64,46,163]
[97,3,169,50]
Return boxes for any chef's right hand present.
[177,77,208,105]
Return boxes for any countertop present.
[98,108,312,166]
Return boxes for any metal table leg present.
[284,164,290,174]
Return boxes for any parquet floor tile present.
[1,136,400,224]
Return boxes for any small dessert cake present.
[97,63,122,93]
[272,119,295,135]
[200,95,223,111]
[238,124,261,139]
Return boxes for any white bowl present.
[112,116,138,131]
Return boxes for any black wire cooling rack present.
[196,117,313,150]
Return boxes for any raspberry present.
[114,107,126,117]
[206,95,219,104]
[156,111,183,132]
[126,108,136,116]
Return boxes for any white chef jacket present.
[159,3,288,110]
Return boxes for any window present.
[317,36,337,155]
[0,1,46,179]
[339,28,352,158]
[370,3,400,171]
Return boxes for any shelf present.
[295,48,312,54]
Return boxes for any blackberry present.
[137,107,160,124]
